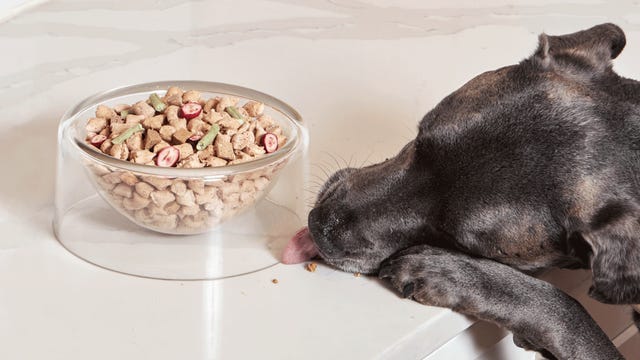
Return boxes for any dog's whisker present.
[308,179,325,187]
[319,159,338,176]
[304,195,318,207]
[347,153,354,169]
[360,150,374,168]
[311,163,331,180]
[323,151,344,172]
[307,187,322,194]
[311,163,327,175]
[309,173,324,182]
[304,188,321,196]
[337,153,350,169]
[309,174,324,180]
[311,162,328,171]
[400,118,417,138]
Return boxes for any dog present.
[303,23,640,359]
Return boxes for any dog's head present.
[308,140,432,274]
[307,23,627,274]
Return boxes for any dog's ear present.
[534,23,626,73]
[584,202,640,304]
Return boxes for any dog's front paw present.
[378,256,422,299]
[379,246,461,308]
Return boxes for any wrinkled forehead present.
[454,65,515,99]
[421,65,522,130]
[442,62,588,112]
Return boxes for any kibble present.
[305,262,318,272]
[85,87,286,167]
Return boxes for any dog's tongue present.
[282,227,318,264]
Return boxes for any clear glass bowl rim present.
[59,80,306,178]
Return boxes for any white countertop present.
[1,1,639,359]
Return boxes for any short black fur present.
[309,23,639,359]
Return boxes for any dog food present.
[85,87,287,168]
[272,278,279,284]
[82,87,291,234]
[305,262,318,272]
[86,160,283,233]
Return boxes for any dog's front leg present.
[378,245,622,360]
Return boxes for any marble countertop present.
[1,1,640,359]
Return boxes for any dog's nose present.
[308,206,344,259]
[308,206,329,241]
[308,205,345,236]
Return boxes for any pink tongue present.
[281,227,318,264]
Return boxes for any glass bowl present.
[54,81,308,279]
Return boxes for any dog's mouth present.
[281,226,379,274]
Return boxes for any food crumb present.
[305,262,317,272]
[354,272,361,277]
[271,278,278,284]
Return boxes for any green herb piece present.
[112,123,144,144]
[196,124,220,151]
[149,93,167,113]
[225,106,244,124]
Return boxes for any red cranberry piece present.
[180,102,202,120]
[262,133,279,153]
[90,134,107,147]
[155,146,180,167]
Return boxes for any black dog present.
[307,24,640,359]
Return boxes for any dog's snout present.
[308,207,321,233]
[308,205,353,259]
[309,206,337,238]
